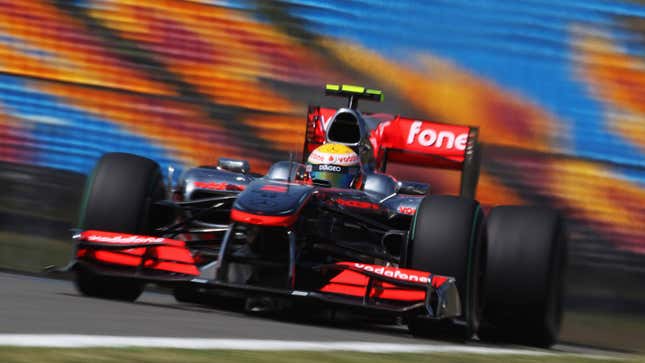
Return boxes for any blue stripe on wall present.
[0,74,181,174]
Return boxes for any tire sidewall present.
[482,206,566,347]
[407,195,485,338]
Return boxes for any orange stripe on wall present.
[574,27,645,153]
[0,0,173,95]
[320,38,562,153]
[36,81,272,171]
[88,1,339,111]
[548,158,645,253]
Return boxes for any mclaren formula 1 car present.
[69,84,566,347]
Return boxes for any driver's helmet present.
[307,143,362,188]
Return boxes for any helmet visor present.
[310,165,359,188]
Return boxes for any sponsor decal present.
[320,114,331,130]
[85,234,165,245]
[406,121,468,150]
[336,154,359,164]
[308,143,360,166]
[352,263,429,283]
[308,151,326,163]
[318,164,342,172]
[309,152,359,166]
[398,206,416,215]
[194,181,245,191]
[336,198,380,210]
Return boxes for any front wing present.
[71,230,461,319]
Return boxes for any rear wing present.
[303,84,480,198]
[304,107,481,198]
[371,116,481,198]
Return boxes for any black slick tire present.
[75,265,147,302]
[480,206,566,348]
[405,195,486,340]
[75,152,166,302]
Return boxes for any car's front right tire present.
[405,195,486,340]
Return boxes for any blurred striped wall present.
[0,0,644,270]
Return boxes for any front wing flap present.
[194,262,461,319]
[72,230,199,279]
[315,262,461,319]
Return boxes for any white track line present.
[0,335,553,355]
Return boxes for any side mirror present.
[218,158,250,174]
[265,161,306,181]
[398,181,430,195]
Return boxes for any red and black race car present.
[69,84,566,347]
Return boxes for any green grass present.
[0,204,74,225]
[0,349,638,363]
[561,311,645,353]
[0,231,72,272]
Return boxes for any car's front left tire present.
[75,152,166,302]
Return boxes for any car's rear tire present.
[405,195,486,340]
[480,206,566,347]
[74,152,166,302]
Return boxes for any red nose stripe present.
[230,209,299,227]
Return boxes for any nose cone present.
[233,180,313,216]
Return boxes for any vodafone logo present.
[336,154,359,164]
[319,164,341,172]
[86,235,165,245]
[353,263,429,283]
[309,153,325,163]
[406,121,468,150]
[398,206,416,215]
[320,115,331,130]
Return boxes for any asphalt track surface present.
[0,271,618,356]
[0,271,414,341]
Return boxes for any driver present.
[306,143,362,188]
